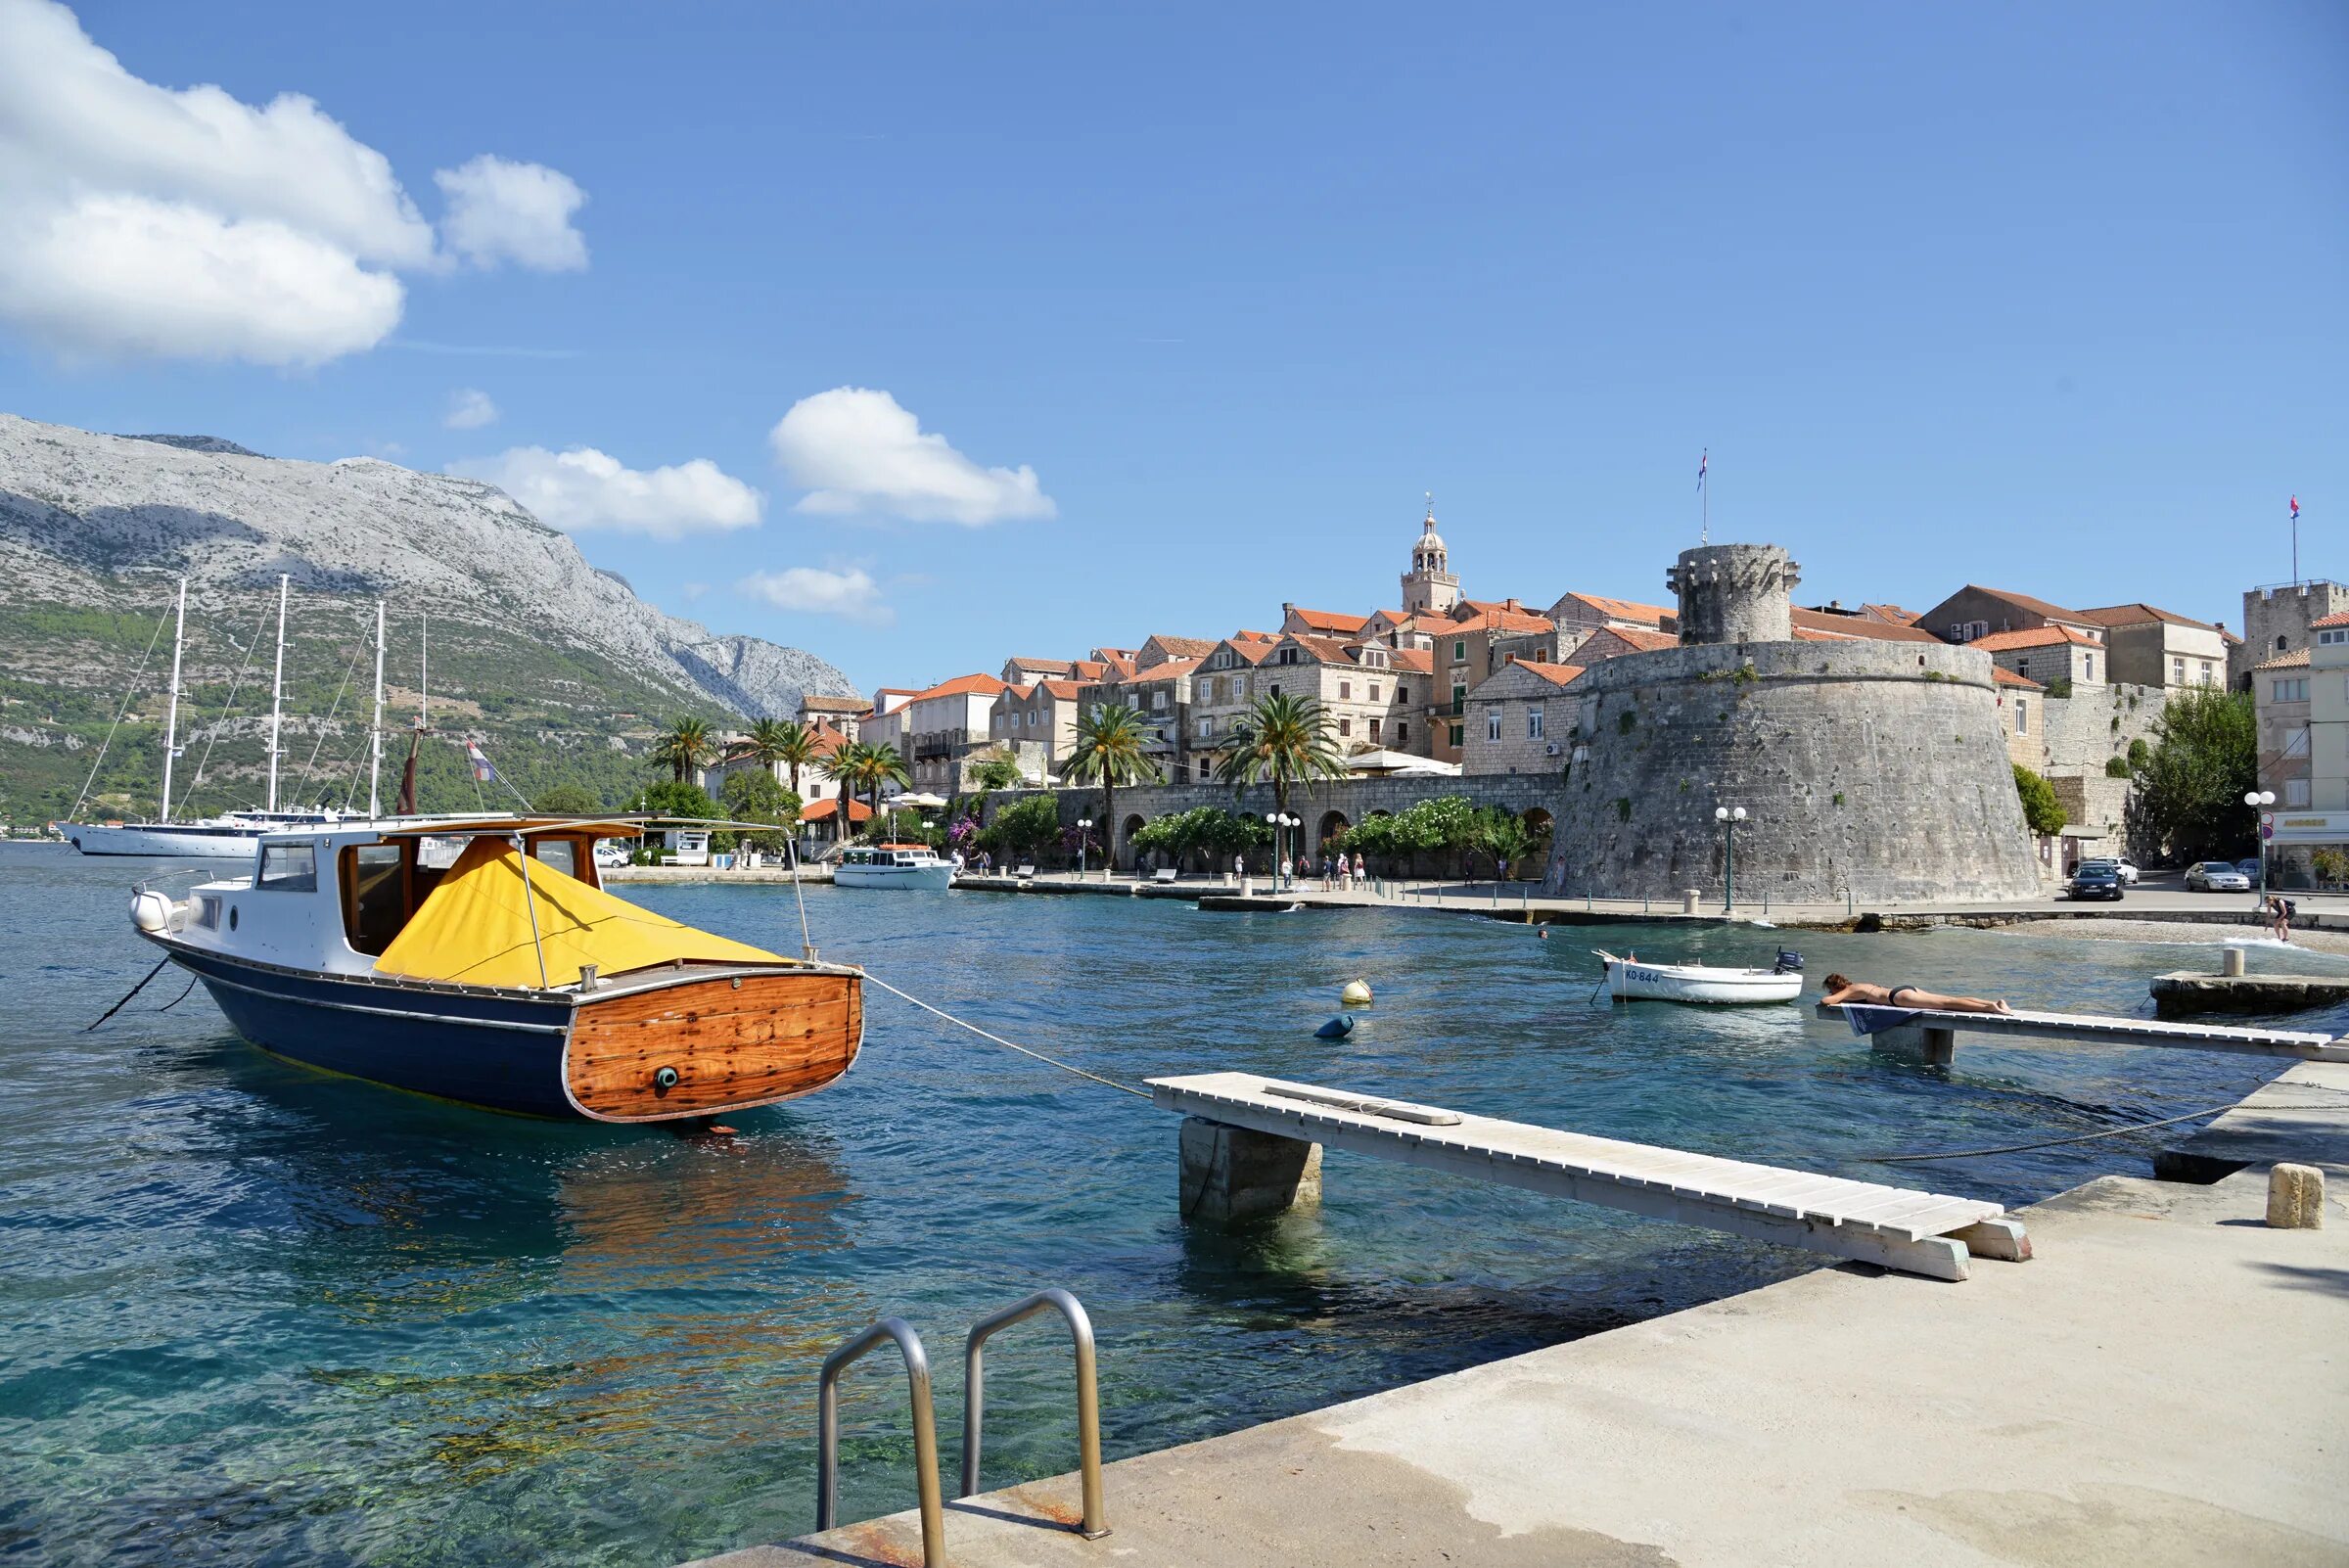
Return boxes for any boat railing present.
[816,1316,945,1563]
[961,1287,1109,1539]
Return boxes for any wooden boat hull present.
[151,940,861,1122]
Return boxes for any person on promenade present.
[1819,975,2013,1015]
[1352,852,1366,890]
[1321,854,1335,892]
[2270,895,2295,943]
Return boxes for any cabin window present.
[341,845,406,955]
[532,838,579,879]
[257,843,318,892]
[195,896,221,931]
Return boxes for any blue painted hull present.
[165,945,580,1119]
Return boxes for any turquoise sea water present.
[5,842,2342,1565]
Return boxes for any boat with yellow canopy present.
[126,816,862,1122]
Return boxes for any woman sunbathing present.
[1819,974,2013,1015]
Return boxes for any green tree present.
[1212,692,1349,823]
[2012,762,2067,837]
[531,782,601,814]
[2131,686,2257,862]
[1471,807,1537,882]
[1064,703,1164,862]
[845,743,911,837]
[724,716,811,795]
[971,748,1028,794]
[982,794,1062,860]
[719,768,800,853]
[649,715,719,783]
[629,778,719,819]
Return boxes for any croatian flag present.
[1696,450,1708,491]
[2291,494,2300,521]
[466,741,497,783]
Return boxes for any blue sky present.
[3,2,2343,690]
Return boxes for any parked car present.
[2234,858,2264,882]
[2065,864,2125,901]
[2077,856,2141,885]
[2185,861,2252,892]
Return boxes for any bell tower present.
[1402,494,1460,616]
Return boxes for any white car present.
[2077,857,2140,885]
[2184,861,2250,893]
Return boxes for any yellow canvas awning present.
[375,838,783,989]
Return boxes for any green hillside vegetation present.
[0,591,733,827]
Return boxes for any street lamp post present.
[1714,805,1749,913]
[1271,812,1297,888]
[2244,790,2276,904]
[1077,816,1092,879]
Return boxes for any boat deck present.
[1150,1072,2025,1282]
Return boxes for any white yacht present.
[834,843,955,891]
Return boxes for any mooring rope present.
[85,955,171,1032]
[863,972,1153,1100]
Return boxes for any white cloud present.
[0,0,586,364]
[739,565,894,627]
[434,155,587,272]
[768,387,1056,526]
[447,445,763,540]
[442,387,498,430]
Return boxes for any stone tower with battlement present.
[1542,540,2042,904]
[1667,542,1801,645]
[1401,498,1460,616]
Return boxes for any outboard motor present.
[1773,948,1805,975]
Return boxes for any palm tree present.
[1214,691,1349,824]
[858,743,911,832]
[818,742,865,843]
[773,720,821,800]
[725,716,790,776]
[1064,703,1164,867]
[650,715,719,784]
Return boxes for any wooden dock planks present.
[1150,1072,2022,1281]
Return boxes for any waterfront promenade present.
[699,1063,2349,1568]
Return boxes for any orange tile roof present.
[800,798,874,821]
[913,672,1010,701]
[1230,628,1277,643]
[1004,656,1075,672]
[1862,603,1919,625]
[1385,647,1435,673]
[1967,625,2100,653]
[1524,662,1586,688]
[1126,658,1202,683]
[2254,647,2312,670]
[1594,626,1680,653]
[1036,679,1083,699]
[1069,660,1107,681]
[2073,603,2219,631]
[1991,667,2045,689]
[1950,585,2086,623]
[997,681,1036,701]
[1286,608,1369,633]
[1555,592,1672,625]
[1452,606,1555,634]
[1789,607,1942,644]
[1142,634,1219,657]
[2312,611,2349,630]
[799,692,869,710]
[1284,634,1354,663]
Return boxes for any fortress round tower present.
[1542,541,2043,905]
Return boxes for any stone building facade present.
[1464,660,1585,776]
[2234,579,2349,691]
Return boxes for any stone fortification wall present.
[1667,543,1800,645]
[2033,682,2164,860]
[1542,638,2042,903]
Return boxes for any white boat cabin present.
[141,817,629,982]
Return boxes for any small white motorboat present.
[834,843,956,891]
[1593,948,1804,1005]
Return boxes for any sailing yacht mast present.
[158,577,187,825]
[367,600,386,819]
[266,575,288,812]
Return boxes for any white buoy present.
[1340,980,1373,1007]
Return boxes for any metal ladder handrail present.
[960,1287,1110,1540]
[816,1315,946,1565]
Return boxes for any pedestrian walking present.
[1352,852,1366,889]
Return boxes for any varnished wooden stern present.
[562,964,863,1123]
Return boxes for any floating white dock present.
[1149,1072,2027,1282]
[1819,1002,2348,1063]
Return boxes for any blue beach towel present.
[1843,1004,1925,1038]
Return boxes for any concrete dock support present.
[1179,1116,1321,1222]
[1868,1021,1958,1065]
[2268,1164,2326,1229]
[2223,945,2247,978]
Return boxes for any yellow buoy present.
[1339,979,1373,1007]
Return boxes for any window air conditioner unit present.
[1544,743,1562,757]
